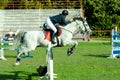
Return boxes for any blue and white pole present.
[0,42,13,46]
[0,37,15,41]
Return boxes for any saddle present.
[44,25,62,42]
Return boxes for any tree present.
[0,0,9,9]
[83,0,120,30]
[82,0,120,36]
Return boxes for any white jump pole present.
[0,48,6,60]
[40,41,57,80]
[47,42,54,80]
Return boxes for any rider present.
[44,10,73,43]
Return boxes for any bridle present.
[74,17,88,32]
[60,27,73,34]
[61,18,87,35]
[72,17,88,35]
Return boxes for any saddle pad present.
[44,31,51,41]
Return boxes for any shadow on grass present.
[27,73,38,80]
[5,55,16,58]
[0,71,38,80]
[83,54,109,58]
[102,42,111,45]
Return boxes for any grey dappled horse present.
[12,17,92,65]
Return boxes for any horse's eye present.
[85,24,87,26]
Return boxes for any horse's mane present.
[73,16,84,21]
[63,17,83,29]
[63,21,76,29]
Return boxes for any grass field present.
[1,42,120,80]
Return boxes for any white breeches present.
[45,17,57,33]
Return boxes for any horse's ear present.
[73,16,81,21]
[73,18,76,21]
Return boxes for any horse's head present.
[73,17,92,35]
[82,18,92,35]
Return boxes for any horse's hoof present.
[68,52,73,56]
[0,57,7,60]
[13,62,20,66]
[67,48,73,56]
[3,58,7,60]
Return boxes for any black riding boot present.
[51,33,56,44]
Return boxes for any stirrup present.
[51,40,56,44]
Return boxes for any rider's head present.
[62,10,69,16]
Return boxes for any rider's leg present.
[45,18,57,43]
[50,30,56,44]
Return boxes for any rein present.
[60,27,73,34]
[60,20,80,34]
[73,29,82,36]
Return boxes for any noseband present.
[73,17,88,32]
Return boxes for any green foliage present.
[82,0,120,36]
[83,0,120,29]
[0,0,8,9]
[0,0,81,9]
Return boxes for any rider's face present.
[64,15,67,18]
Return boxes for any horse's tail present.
[9,31,25,50]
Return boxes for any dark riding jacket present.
[50,14,70,26]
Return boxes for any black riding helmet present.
[62,10,69,15]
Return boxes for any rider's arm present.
[61,15,71,26]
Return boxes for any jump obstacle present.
[0,37,15,41]
[0,37,33,60]
[109,27,120,58]
[0,38,17,60]
[41,42,57,80]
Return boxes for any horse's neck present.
[64,22,77,33]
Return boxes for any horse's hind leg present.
[13,51,23,66]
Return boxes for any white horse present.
[12,17,92,65]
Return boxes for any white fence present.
[0,9,82,30]
[0,9,90,40]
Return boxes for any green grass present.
[90,38,111,41]
[1,42,120,80]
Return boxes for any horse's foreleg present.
[13,51,23,66]
[67,44,76,56]
[66,41,78,56]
